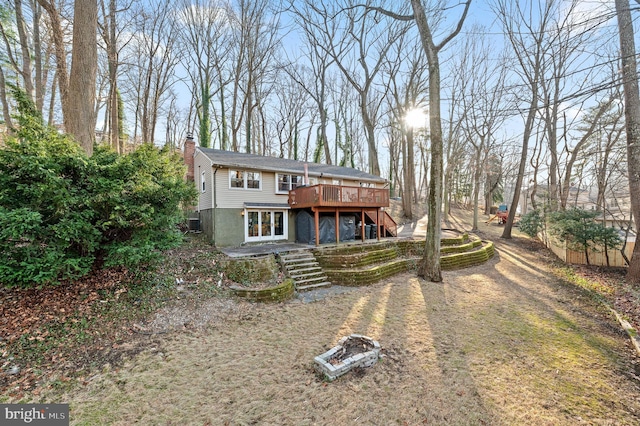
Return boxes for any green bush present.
[548,208,622,265]
[90,143,196,268]
[0,89,196,288]
[519,209,544,238]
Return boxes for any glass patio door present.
[245,209,287,242]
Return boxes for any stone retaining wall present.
[230,279,295,302]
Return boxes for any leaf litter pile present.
[1,267,139,399]
[328,336,374,365]
[0,234,250,400]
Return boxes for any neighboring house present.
[519,183,635,232]
[184,138,396,247]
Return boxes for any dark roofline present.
[197,148,386,183]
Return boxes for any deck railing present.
[288,184,389,209]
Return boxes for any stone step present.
[283,261,318,269]
[289,266,323,275]
[293,274,327,285]
[281,252,314,260]
[281,249,332,292]
[296,281,332,291]
[295,275,329,285]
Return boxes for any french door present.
[245,209,286,242]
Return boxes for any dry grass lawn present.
[44,209,640,425]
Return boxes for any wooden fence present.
[542,234,634,267]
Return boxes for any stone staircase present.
[280,250,331,291]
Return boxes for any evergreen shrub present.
[0,89,196,287]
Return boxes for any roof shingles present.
[198,148,385,183]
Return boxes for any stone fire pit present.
[314,334,381,381]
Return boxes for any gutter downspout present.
[213,167,218,246]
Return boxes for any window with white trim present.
[229,169,261,190]
[245,209,287,242]
[201,171,206,192]
[276,173,303,193]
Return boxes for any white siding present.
[193,151,213,211]
[215,169,290,209]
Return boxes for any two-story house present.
[184,138,396,247]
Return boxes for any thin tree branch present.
[435,0,472,51]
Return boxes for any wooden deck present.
[287,184,396,245]
[288,184,389,209]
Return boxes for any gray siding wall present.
[199,208,245,247]
[199,208,297,247]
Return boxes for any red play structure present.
[486,204,508,225]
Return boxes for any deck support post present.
[314,208,320,247]
[335,209,340,245]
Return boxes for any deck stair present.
[280,250,331,291]
[364,210,398,237]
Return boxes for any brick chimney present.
[184,134,195,182]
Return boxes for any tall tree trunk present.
[0,67,14,130]
[37,0,69,123]
[39,0,97,154]
[410,0,470,282]
[67,0,98,155]
[361,97,380,175]
[14,0,35,102]
[471,144,482,231]
[413,2,443,282]
[32,0,44,113]
[615,0,640,283]
[403,128,413,219]
[47,70,57,126]
[107,0,119,152]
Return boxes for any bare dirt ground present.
[28,209,640,424]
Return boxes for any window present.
[247,172,260,189]
[276,174,303,193]
[201,171,206,192]
[229,170,261,190]
[230,170,244,188]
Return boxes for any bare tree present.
[272,69,310,159]
[557,96,615,210]
[493,0,552,239]
[0,0,51,120]
[442,41,468,222]
[98,0,133,153]
[228,0,281,153]
[286,0,338,164]
[615,0,640,282]
[358,0,471,280]
[176,0,231,149]
[386,42,428,220]
[459,30,508,230]
[330,74,362,167]
[121,0,179,145]
[310,0,407,175]
[37,0,97,154]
